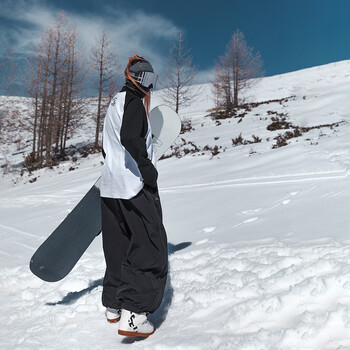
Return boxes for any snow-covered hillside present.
[1,60,350,349]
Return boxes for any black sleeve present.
[120,97,158,188]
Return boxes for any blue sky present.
[1,0,350,89]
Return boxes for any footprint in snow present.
[196,238,209,245]
[243,217,259,224]
[241,208,262,215]
[274,194,294,206]
[202,227,216,233]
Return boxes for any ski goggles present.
[131,71,158,89]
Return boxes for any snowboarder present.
[100,53,168,337]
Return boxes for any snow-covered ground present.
[1,60,350,349]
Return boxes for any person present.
[100,53,168,337]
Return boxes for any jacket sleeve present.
[120,97,158,188]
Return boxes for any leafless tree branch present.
[89,31,120,149]
[160,33,201,115]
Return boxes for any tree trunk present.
[94,51,104,149]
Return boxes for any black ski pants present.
[101,187,168,314]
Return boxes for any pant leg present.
[117,188,168,314]
[101,197,130,309]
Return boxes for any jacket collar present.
[121,81,148,99]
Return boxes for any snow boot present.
[106,307,121,323]
[118,309,155,337]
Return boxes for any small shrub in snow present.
[272,129,302,149]
[272,134,289,148]
[78,144,100,158]
[240,96,296,108]
[267,115,292,131]
[232,134,262,146]
[208,96,296,123]
[300,121,342,132]
[293,127,302,137]
[0,162,9,174]
[270,121,344,149]
[23,152,42,172]
[249,148,257,155]
[232,134,246,146]
[46,159,59,169]
[252,135,262,143]
[160,138,224,160]
[180,119,194,134]
[211,145,220,157]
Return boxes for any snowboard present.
[30,105,181,282]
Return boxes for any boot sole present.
[118,329,155,337]
[107,317,121,323]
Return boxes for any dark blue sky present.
[1,0,350,87]
[142,0,350,76]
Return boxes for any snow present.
[1,60,350,349]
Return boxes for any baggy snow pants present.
[101,187,168,314]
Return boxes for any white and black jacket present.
[100,85,157,199]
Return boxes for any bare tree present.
[212,59,232,110]
[25,51,42,156]
[24,12,87,169]
[56,24,87,157]
[160,33,200,114]
[90,31,119,149]
[213,29,263,110]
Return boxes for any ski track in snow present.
[160,171,348,193]
[0,223,38,239]
[0,194,82,208]
[2,241,350,349]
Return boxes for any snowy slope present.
[1,60,350,349]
